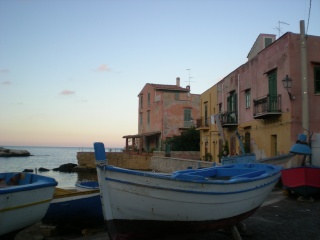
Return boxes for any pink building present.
[133,78,200,152]
[198,21,320,161]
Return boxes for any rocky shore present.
[0,147,31,157]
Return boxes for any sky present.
[0,0,319,148]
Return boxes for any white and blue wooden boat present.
[0,172,57,236]
[94,142,282,240]
[42,180,104,226]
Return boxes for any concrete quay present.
[14,189,320,240]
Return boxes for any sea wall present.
[153,151,200,160]
[76,152,152,170]
[76,151,208,173]
[150,156,212,173]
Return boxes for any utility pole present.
[300,20,309,135]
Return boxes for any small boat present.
[282,166,320,197]
[0,172,57,236]
[94,142,282,240]
[42,180,104,226]
[281,133,320,198]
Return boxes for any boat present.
[42,180,104,226]
[281,133,320,198]
[221,131,294,167]
[94,142,282,240]
[0,172,57,237]
[282,166,320,197]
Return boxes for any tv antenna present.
[186,68,195,86]
[275,21,289,37]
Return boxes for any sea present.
[0,146,122,188]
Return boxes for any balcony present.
[220,111,238,128]
[196,117,210,130]
[253,94,282,119]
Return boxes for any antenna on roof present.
[275,21,290,37]
[185,68,195,86]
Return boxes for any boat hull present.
[0,172,57,236]
[42,187,103,226]
[281,166,320,197]
[106,207,258,240]
[96,163,281,240]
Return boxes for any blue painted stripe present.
[103,173,280,195]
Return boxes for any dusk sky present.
[1,0,319,148]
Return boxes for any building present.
[198,22,320,163]
[124,77,200,153]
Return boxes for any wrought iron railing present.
[220,111,238,126]
[253,94,281,117]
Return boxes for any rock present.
[0,147,31,157]
[38,167,50,172]
[23,169,34,173]
[53,163,78,172]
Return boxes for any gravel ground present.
[12,190,320,240]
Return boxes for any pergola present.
[122,134,142,153]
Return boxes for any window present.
[140,95,143,109]
[175,92,179,100]
[227,91,237,113]
[315,66,320,94]
[147,92,150,106]
[218,103,222,113]
[268,70,278,111]
[147,111,150,125]
[184,108,192,127]
[264,37,273,48]
[139,113,143,125]
[204,103,208,126]
[245,90,251,108]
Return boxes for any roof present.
[123,131,161,139]
[139,83,190,95]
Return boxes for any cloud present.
[2,81,11,85]
[0,69,9,74]
[60,90,75,95]
[95,64,111,72]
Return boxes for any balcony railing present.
[253,94,282,119]
[220,111,238,127]
[196,117,210,129]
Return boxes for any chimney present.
[176,77,180,87]
[186,85,190,91]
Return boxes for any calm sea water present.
[0,146,121,188]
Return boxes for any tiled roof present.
[148,83,189,92]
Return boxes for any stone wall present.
[77,152,152,170]
[77,151,210,173]
[152,151,200,160]
[150,156,212,173]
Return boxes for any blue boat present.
[0,172,57,236]
[42,180,103,226]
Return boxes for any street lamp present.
[282,75,294,100]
